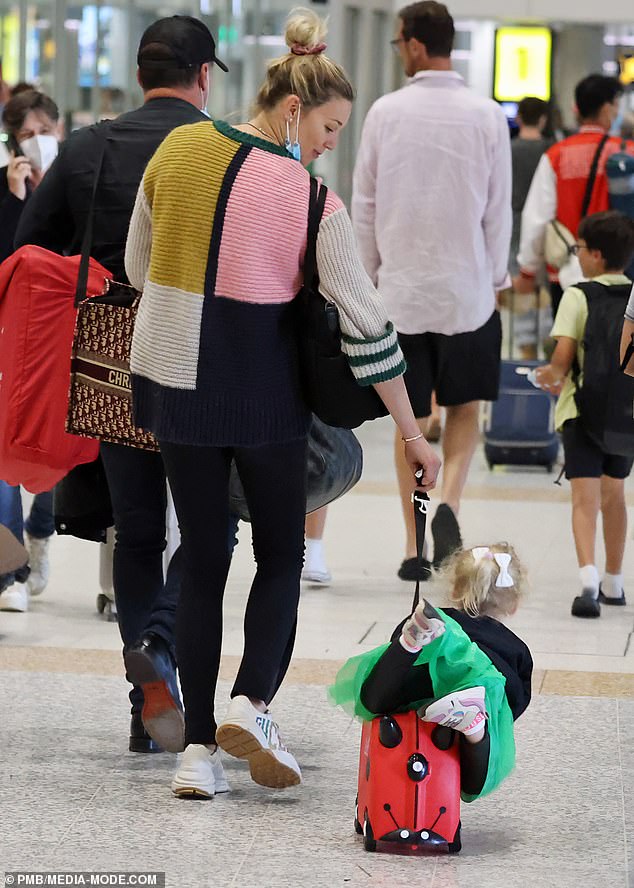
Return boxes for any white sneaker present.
[171,744,230,799]
[25,534,50,597]
[0,582,29,612]
[419,686,487,736]
[401,603,446,651]
[301,566,332,585]
[216,695,301,789]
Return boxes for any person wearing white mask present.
[0,89,60,262]
[0,89,60,614]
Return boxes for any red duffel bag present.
[0,245,110,493]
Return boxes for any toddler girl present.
[329,544,532,800]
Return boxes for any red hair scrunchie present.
[290,42,327,56]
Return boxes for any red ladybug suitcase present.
[355,710,462,854]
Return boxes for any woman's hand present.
[7,151,32,201]
[404,436,441,492]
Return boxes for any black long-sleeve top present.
[0,167,28,263]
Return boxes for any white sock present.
[579,564,600,597]
[602,573,623,598]
[304,538,327,571]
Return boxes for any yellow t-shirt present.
[551,273,632,431]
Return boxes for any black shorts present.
[562,418,634,480]
[398,311,502,418]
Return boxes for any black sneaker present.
[129,712,163,754]
[124,633,184,753]
[397,557,432,582]
[571,589,601,618]
[598,585,626,606]
[431,504,462,569]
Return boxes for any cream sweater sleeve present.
[316,206,406,386]
[125,180,153,292]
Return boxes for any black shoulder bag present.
[296,176,388,429]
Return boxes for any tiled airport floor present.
[1,415,633,887]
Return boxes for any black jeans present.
[101,443,180,714]
[160,437,308,746]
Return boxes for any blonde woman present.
[125,7,440,798]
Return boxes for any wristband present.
[519,269,536,280]
[402,432,424,443]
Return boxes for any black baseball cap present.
[138,15,228,73]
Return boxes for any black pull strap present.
[303,176,328,288]
[580,133,609,221]
[74,123,110,307]
[620,332,634,374]
[411,489,430,611]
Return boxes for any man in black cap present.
[15,16,228,755]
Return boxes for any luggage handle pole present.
[411,479,430,612]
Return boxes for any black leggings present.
[160,437,307,745]
[361,640,490,797]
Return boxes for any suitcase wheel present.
[363,814,376,852]
[447,821,461,854]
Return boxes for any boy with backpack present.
[534,210,634,618]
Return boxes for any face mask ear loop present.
[285,116,292,152]
[294,104,301,149]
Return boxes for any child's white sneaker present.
[400,601,445,652]
[216,695,301,789]
[171,744,230,799]
[419,686,487,736]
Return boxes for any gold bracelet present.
[402,432,424,443]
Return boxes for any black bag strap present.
[580,133,609,221]
[303,176,328,288]
[74,123,110,307]
[621,333,634,374]
[411,488,430,611]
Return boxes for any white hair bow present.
[471,546,492,563]
[494,553,513,588]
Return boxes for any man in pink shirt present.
[352,1,512,579]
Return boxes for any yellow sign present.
[620,56,634,85]
[494,27,552,102]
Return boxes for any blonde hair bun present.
[253,7,352,113]
[284,6,327,52]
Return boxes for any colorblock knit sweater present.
[125,119,406,446]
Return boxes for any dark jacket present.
[15,97,206,279]
[0,167,29,264]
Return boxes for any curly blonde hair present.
[254,7,354,112]
[442,543,526,617]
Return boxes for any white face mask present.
[19,134,58,173]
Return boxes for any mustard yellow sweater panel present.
[143,122,241,294]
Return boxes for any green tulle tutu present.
[328,610,516,801]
